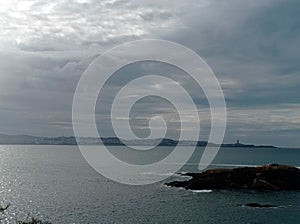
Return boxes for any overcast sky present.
[0,0,299,147]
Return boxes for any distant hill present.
[0,134,277,148]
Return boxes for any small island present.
[166,164,300,191]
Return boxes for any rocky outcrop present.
[166,164,300,191]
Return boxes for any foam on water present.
[190,189,213,193]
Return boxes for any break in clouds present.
[0,0,300,147]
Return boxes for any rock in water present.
[245,203,278,208]
[166,164,300,191]
[0,204,9,212]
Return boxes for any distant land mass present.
[0,134,277,148]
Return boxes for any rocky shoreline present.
[166,164,300,191]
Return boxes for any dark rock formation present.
[245,203,278,208]
[166,164,300,191]
[0,204,9,212]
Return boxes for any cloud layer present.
[0,0,299,147]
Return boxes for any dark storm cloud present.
[164,0,300,108]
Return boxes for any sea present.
[0,145,300,224]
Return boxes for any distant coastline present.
[0,134,277,148]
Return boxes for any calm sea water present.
[0,145,300,224]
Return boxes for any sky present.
[0,0,299,147]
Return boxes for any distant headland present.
[0,134,277,148]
